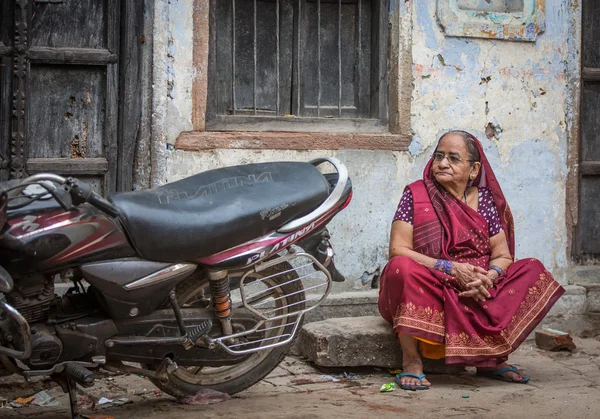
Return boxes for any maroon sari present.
[378,133,564,367]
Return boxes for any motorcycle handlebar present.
[11,174,120,218]
[68,179,120,218]
[7,174,68,198]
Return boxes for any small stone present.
[535,328,576,352]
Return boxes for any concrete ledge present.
[582,284,600,313]
[538,314,599,338]
[175,131,411,151]
[299,316,399,368]
[547,285,587,316]
[297,316,463,374]
[570,266,600,285]
[304,290,380,323]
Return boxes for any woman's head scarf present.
[422,130,515,258]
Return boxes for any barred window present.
[206,0,389,133]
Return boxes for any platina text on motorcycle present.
[0,158,351,417]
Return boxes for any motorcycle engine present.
[28,325,63,368]
[5,274,54,323]
[3,275,62,368]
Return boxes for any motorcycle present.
[0,158,352,417]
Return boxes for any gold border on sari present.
[445,270,562,358]
[393,302,445,337]
[392,269,562,358]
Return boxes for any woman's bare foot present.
[400,359,432,388]
[478,362,527,382]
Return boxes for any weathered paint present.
[410,0,575,282]
[437,0,546,42]
[152,0,581,288]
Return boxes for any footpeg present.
[179,320,212,350]
[188,320,212,345]
[65,363,95,387]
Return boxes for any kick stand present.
[66,376,81,419]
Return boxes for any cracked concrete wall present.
[152,0,580,289]
[408,0,579,282]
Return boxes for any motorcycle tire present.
[147,261,305,397]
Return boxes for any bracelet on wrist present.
[435,259,454,275]
[489,265,503,277]
[442,260,453,275]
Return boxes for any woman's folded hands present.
[452,262,494,302]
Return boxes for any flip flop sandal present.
[477,365,530,384]
[396,372,430,390]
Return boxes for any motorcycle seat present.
[109,162,330,262]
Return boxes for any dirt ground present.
[2,337,600,419]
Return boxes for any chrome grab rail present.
[208,249,333,355]
[277,157,349,233]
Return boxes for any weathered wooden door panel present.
[28,66,107,159]
[300,0,371,118]
[207,0,388,132]
[23,0,118,193]
[578,0,600,259]
[0,0,126,193]
[0,2,12,181]
[0,0,146,193]
[579,177,600,256]
[0,57,10,181]
[117,0,146,191]
[31,0,108,48]
[212,0,295,116]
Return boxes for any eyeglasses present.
[432,151,476,166]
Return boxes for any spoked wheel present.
[147,261,305,397]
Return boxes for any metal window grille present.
[207,0,389,132]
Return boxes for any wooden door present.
[0,0,145,193]
[579,0,600,260]
[0,2,13,181]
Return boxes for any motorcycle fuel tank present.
[0,203,135,273]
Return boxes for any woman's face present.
[432,133,480,189]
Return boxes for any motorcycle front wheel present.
[147,261,305,397]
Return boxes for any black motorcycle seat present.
[109,162,330,262]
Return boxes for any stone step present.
[571,266,600,285]
[297,316,463,374]
[304,289,380,323]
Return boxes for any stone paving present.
[2,336,600,418]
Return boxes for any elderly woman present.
[378,130,564,390]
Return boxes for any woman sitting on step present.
[378,130,564,390]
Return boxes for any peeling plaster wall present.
[409,0,578,282]
[153,0,580,288]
